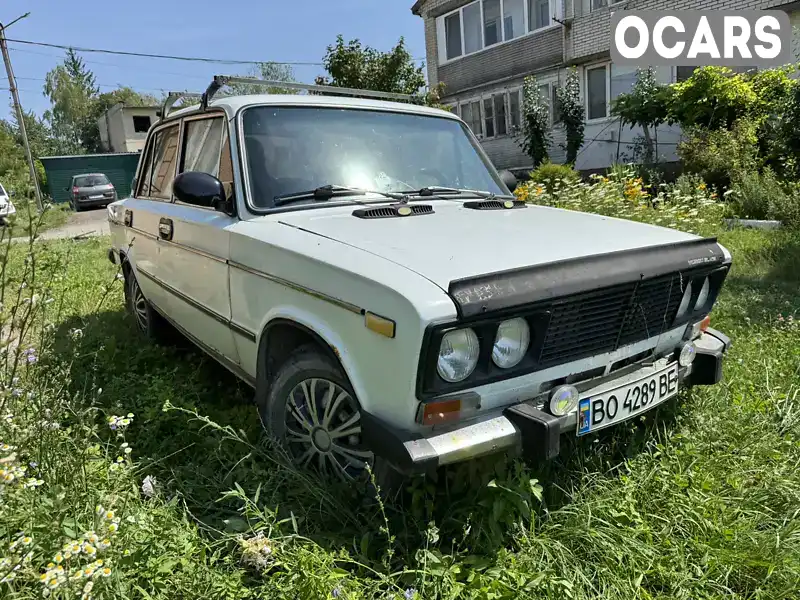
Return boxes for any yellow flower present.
[53,553,63,564]
[104,511,115,521]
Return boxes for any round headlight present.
[694,277,710,311]
[437,328,480,383]
[675,281,693,320]
[492,318,530,369]
[549,385,579,416]
[679,342,696,367]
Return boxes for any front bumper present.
[362,328,731,475]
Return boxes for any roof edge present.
[411,0,425,16]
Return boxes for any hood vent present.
[352,204,434,219]
[463,199,527,210]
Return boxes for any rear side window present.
[138,124,180,199]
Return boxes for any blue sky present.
[1,0,426,120]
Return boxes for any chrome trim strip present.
[127,226,157,240]
[228,260,364,315]
[405,416,520,467]
[135,267,257,342]
[157,236,228,264]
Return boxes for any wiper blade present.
[393,186,516,200]
[273,185,406,207]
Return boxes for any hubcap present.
[284,378,373,481]
[131,279,149,332]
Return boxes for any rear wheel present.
[124,266,174,343]
[258,346,405,493]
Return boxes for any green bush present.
[728,168,781,220]
[528,161,580,194]
[678,120,761,192]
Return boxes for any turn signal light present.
[421,398,461,426]
[699,315,711,331]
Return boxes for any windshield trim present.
[234,103,509,217]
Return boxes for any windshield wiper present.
[391,186,516,200]
[273,185,406,207]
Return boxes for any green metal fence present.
[40,153,141,204]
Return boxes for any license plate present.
[577,364,679,436]
[90,194,103,199]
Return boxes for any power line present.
[5,38,327,66]
[4,37,427,65]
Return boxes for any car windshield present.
[241,106,506,209]
[74,175,110,187]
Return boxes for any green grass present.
[0,223,798,599]
[3,200,71,239]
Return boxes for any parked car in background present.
[0,182,17,224]
[67,173,117,211]
[107,78,732,489]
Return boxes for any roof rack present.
[199,75,415,110]
[159,91,203,120]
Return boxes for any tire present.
[124,267,174,344]
[257,346,405,492]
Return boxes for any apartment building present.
[412,0,800,174]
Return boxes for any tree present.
[223,62,299,96]
[315,35,427,97]
[611,67,670,165]
[43,49,98,154]
[518,76,551,168]
[556,68,585,164]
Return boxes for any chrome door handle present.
[158,218,173,241]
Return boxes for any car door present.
[124,121,181,312]
[155,112,241,363]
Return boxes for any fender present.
[255,306,369,408]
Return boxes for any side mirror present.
[500,169,518,193]
[173,171,231,213]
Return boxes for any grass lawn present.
[0,222,798,599]
[3,201,71,239]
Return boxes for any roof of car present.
[166,93,460,121]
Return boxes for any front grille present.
[537,271,688,366]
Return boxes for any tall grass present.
[0,192,798,598]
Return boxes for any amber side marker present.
[365,312,396,338]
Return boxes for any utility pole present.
[0,13,43,213]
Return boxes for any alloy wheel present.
[130,278,149,333]
[283,377,373,481]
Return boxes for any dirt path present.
[12,207,109,243]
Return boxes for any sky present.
[0,0,427,120]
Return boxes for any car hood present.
[275,201,701,291]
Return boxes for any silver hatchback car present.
[68,173,117,211]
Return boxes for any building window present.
[132,115,151,133]
[461,100,483,136]
[483,0,502,47]
[610,65,638,102]
[675,66,697,82]
[587,65,608,120]
[591,0,608,9]
[494,94,507,136]
[463,2,483,54]
[509,89,521,130]
[503,0,525,40]
[445,12,462,60]
[437,0,559,62]
[528,0,550,31]
[483,98,495,137]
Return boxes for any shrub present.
[528,161,579,194]
[728,168,782,221]
[669,66,758,130]
[518,76,552,168]
[611,67,671,164]
[678,120,761,192]
[555,68,584,164]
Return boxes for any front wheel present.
[258,347,405,494]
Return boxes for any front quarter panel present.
[228,218,457,431]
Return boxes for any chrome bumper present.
[364,330,730,474]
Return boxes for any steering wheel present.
[417,167,448,187]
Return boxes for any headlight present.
[437,328,480,383]
[675,281,693,320]
[694,277,710,311]
[492,318,530,369]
